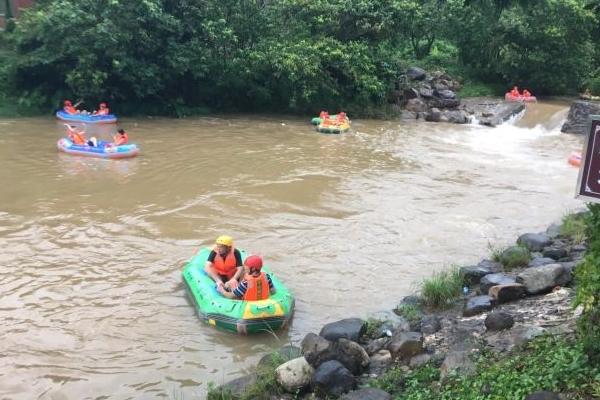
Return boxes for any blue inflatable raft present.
[56,110,117,124]
[57,138,139,159]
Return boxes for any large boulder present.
[368,350,393,375]
[484,311,515,331]
[420,315,441,335]
[301,333,336,368]
[542,246,568,260]
[488,284,526,304]
[406,67,427,81]
[275,357,314,393]
[517,264,572,294]
[443,110,470,124]
[364,337,390,356]
[528,257,557,268]
[319,318,366,342]
[463,295,493,316]
[340,388,392,400]
[517,233,552,252]
[334,338,370,375]
[387,331,423,359]
[312,360,356,397]
[480,273,516,295]
[561,100,600,134]
[405,98,429,113]
[460,265,494,285]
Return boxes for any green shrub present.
[499,246,531,270]
[575,204,600,362]
[420,267,464,309]
[560,212,587,243]
[395,303,422,325]
[370,336,599,399]
[364,318,385,339]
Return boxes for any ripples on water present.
[0,103,584,398]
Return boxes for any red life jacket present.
[69,130,86,145]
[242,272,270,301]
[64,106,78,114]
[212,247,238,279]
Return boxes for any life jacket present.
[69,130,86,145]
[212,247,238,279]
[114,133,128,146]
[242,272,270,301]
[64,106,78,114]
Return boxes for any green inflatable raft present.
[182,247,295,334]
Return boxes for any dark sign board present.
[577,116,600,203]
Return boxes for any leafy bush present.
[575,204,600,362]
[371,336,600,399]
[420,267,464,309]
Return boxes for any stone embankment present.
[395,67,524,126]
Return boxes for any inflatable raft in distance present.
[504,93,537,103]
[56,110,118,124]
[182,247,294,334]
[57,138,139,159]
[316,120,350,134]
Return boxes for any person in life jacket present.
[319,110,330,120]
[336,111,348,123]
[113,129,128,146]
[63,100,79,115]
[204,235,244,290]
[510,86,521,97]
[217,255,276,301]
[93,102,109,116]
[66,124,87,145]
[522,89,532,98]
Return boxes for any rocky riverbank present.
[209,213,590,400]
[395,67,525,127]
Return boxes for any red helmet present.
[64,100,72,106]
[244,255,263,270]
[100,102,107,107]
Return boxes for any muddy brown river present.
[0,102,585,399]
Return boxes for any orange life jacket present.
[64,106,78,114]
[212,247,238,279]
[242,272,270,301]
[69,130,86,145]
[114,133,128,146]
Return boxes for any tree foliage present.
[0,0,598,114]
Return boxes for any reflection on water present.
[0,104,585,399]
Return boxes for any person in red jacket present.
[66,124,86,145]
[510,86,521,97]
[63,100,78,114]
[217,255,276,300]
[204,235,244,290]
[522,89,532,98]
[113,129,129,146]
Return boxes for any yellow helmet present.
[215,235,233,247]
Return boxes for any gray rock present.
[403,88,419,100]
[542,246,568,260]
[419,88,434,98]
[219,373,257,397]
[528,257,556,268]
[425,107,442,122]
[400,111,418,120]
[526,391,562,400]
[405,98,428,113]
[320,318,366,342]
[420,315,441,335]
[399,295,421,306]
[440,351,476,380]
[312,360,356,397]
[561,100,600,134]
[387,331,423,359]
[406,67,426,81]
[517,233,552,252]
[463,295,493,316]
[443,109,470,124]
[488,284,526,304]
[340,388,392,400]
[409,353,432,368]
[275,357,314,393]
[480,273,516,295]
[517,264,571,294]
[485,311,515,331]
[369,310,410,333]
[363,338,389,356]
[436,89,456,99]
[335,338,370,375]
[461,265,493,285]
[301,333,336,368]
[368,350,392,375]
[500,246,531,268]
[430,97,461,109]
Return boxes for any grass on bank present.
[489,243,531,270]
[420,267,464,309]
[561,212,587,244]
[370,336,600,400]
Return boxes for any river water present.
[0,102,585,399]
